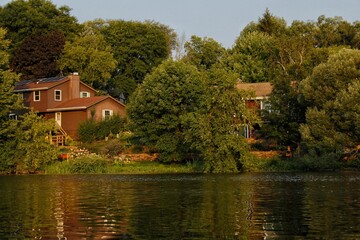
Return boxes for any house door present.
[55,112,62,127]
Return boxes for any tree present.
[128,60,256,172]
[0,27,23,129]
[10,30,65,80]
[261,79,306,150]
[8,112,58,172]
[127,60,205,162]
[0,28,58,173]
[181,68,257,172]
[227,31,275,83]
[257,8,287,36]
[300,49,360,160]
[99,20,177,100]
[58,29,117,88]
[301,48,360,109]
[0,0,80,50]
[183,35,225,70]
[315,15,355,48]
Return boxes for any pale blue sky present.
[1,0,360,48]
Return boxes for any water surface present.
[1,172,360,239]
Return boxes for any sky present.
[1,0,360,48]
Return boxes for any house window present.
[102,109,113,120]
[54,90,62,101]
[9,113,17,120]
[80,91,90,98]
[34,90,40,101]
[261,100,272,112]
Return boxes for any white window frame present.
[55,112,61,126]
[102,109,113,120]
[80,91,90,98]
[54,89,62,101]
[9,113,17,120]
[34,90,40,101]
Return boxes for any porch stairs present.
[51,124,68,146]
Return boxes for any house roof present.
[14,77,68,92]
[236,82,272,98]
[47,95,125,112]
[13,75,97,93]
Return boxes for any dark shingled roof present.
[14,77,68,91]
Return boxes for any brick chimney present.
[69,72,80,99]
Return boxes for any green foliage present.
[80,139,125,157]
[297,152,341,171]
[181,68,257,172]
[45,155,109,174]
[128,60,205,162]
[261,78,306,149]
[16,112,58,171]
[1,112,59,173]
[128,60,256,172]
[315,15,357,48]
[77,115,127,143]
[46,159,196,174]
[11,30,65,80]
[0,28,25,172]
[0,0,80,50]
[257,8,287,36]
[183,35,225,70]
[98,19,177,100]
[68,155,109,174]
[300,49,360,161]
[301,48,360,109]
[58,30,117,87]
[228,31,275,83]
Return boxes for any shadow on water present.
[1,172,360,239]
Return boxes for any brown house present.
[14,73,126,140]
[237,81,272,138]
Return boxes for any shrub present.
[69,155,109,173]
[78,115,127,143]
[77,119,97,143]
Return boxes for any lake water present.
[1,172,360,239]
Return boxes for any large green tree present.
[181,68,256,172]
[300,49,360,160]
[0,0,80,50]
[128,60,256,172]
[227,31,275,83]
[0,28,22,122]
[0,27,58,173]
[58,29,117,88]
[183,35,225,70]
[127,60,205,162]
[98,19,177,100]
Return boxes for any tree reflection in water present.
[1,173,360,239]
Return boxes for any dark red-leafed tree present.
[10,30,65,80]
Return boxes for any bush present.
[78,115,127,143]
[69,155,109,173]
[297,152,341,171]
[46,155,110,174]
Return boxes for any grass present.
[106,161,197,174]
[44,156,197,175]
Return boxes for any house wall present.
[26,90,48,112]
[246,100,261,110]
[61,110,88,139]
[80,84,96,97]
[47,82,70,109]
[22,92,31,108]
[87,99,126,121]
